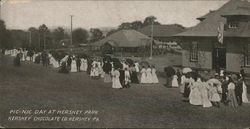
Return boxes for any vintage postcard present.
[0,0,250,128]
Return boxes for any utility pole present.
[149,19,154,60]
[70,15,73,53]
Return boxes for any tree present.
[143,16,161,27]
[8,30,28,49]
[118,22,132,30]
[0,20,12,49]
[38,24,49,50]
[52,27,65,48]
[89,28,104,42]
[131,21,143,30]
[72,28,89,45]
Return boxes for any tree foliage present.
[52,27,65,48]
[72,28,89,45]
[89,28,104,42]
[0,20,12,49]
[107,15,161,37]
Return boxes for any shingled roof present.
[176,0,250,37]
[90,30,151,47]
[138,24,185,37]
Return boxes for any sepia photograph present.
[0,0,250,128]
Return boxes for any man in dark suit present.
[235,74,243,106]
[221,76,229,105]
[76,56,81,72]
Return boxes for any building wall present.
[226,53,244,72]
[180,37,249,73]
[182,50,212,70]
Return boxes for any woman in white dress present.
[93,64,100,78]
[189,78,202,106]
[70,58,77,72]
[111,68,123,89]
[124,68,131,88]
[200,81,212,108]
[51,56,60,68]
[208,83,221,107]
[80,58,85,71]
[180,74,186,93]
[242,81,250,103]
[172,75,179,87]
[145,66,153,84]
[90,61,96,77]
[151,66,159,84]
[140,66,147,84]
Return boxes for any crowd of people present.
[3,48,250,108]
[5,48,160,89]
[58,55,160,89]
[175,69,250,108]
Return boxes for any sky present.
[1,0,229,30]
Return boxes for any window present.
[245,43,250,66]
[190,41,198,62]
[228,22,239,29]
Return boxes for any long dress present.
[145,68,153,84]
[180,75,186,93]
[21,52,25,61]
[151,68,159,83]
[172,75,179,87]
[70,60,77,72]
[130,67,139,84]
[32,54,37,62]
[189,81,202,105]
[140,68,147,84]
[124,70,131,87]
[183,78,193,99]
[80,59,85,71]
[242,81,250,103]
[90,62,96,77]
[112,70,123,89]
[50,56,60,68]
[93,66,100,77]
[135,63,140,73]
[200,82,212,108]
[103,62,112,83]
[82,59,88,72]
[227,82,238,108]
[208,85,221,102]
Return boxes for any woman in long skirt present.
[70,58,77,72]
[183,76,192,100]
[242,81,250,103]
[200,82,212,108]
[130,64,139,84]
[151,66,159,84]
[111,68,123,89]
[227,77,238,108]
[189,79,202,106]
[208,83,221,107]
[180,74,186,94]
[124,68,131,88]
[103,61,112,83]
[140,66,147,84]
[145,66,153,84]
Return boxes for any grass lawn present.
[0,55,250,128]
